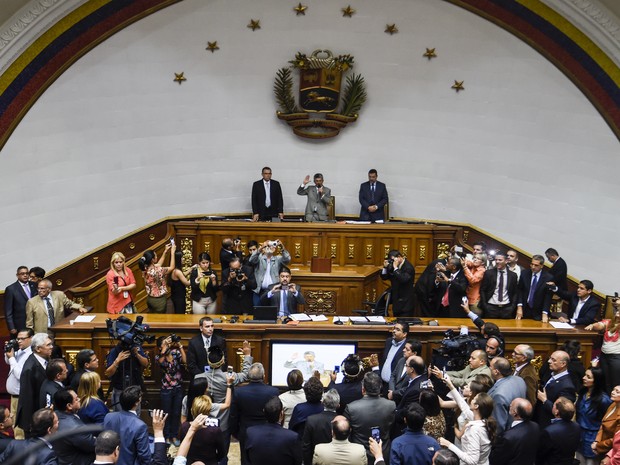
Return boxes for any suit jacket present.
[435,269,468,318]
[379,337,406,380]
[359,180,388,222]
[260,283,306,315]
[186,332,227,377]
[380,259,415,316]
[313,438,368,465]
[16,353,47,435]
[302,410,338,465]
[297,184,332,222]
[221,264,257,314]
[248,250,291,293]
[537,373,576,427]
[414,259,447,317]
[344,395,395,464]
[536,419,581,465]
[246,422,302,465]
[4,280,36,332]
[515,362,539,407]
[396,374,428,419]
[550,257,568,291]
[488,376,527,433]
[327,379,363,414]
[594,402,620,454]
[219,248,243,270]
[103,411,150,465]
[251,179,284,219]
[0,437,57,465]
[388,357,409,401]
[554,289,601,326]
[489,419,540,465]
[55,411,96,465]
[518,269,553,319]
[26,291,81,333]
[40,379,63,408]
[0,434,13,454]
[479,268,519,314]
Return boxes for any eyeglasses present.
[512,351,524,356]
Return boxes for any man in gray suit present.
[344,372,395,464]
[297,173,332,222]
[488,357,527,433]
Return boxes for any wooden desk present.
[54,313,596,405]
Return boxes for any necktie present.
[527,273,538,307]
[23,283,31,299]
[441,285,450,307]
[265,182,271,208]
[45,297,55,326]
[280,290,288,316]
[205,337,211,349]
[498,271,504,302]
[370,184,375,202]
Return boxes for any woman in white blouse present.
[439,391,497,465]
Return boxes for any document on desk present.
[309,314,328,321]
[549,321,575,329]
[74,315,96,323]
[367,316,386,323]
[290,313,312,321]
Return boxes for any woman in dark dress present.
[169,251,190,314]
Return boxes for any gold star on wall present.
[385,24,398,35]
[342,5,355,17]
[452,80,465,92]
[423,48,437,60]
[248,19,261,31]
[206,41,220,53]
[173,72,186,84]
[294,3,307,15]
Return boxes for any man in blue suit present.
[517,254,554,321]
[52,388,96,465]
[230,362,279,465]
[536,350,576,427]
[359,169,389,222]
[245,396,302,465]
[4,266,36,336]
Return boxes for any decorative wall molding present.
[543,0,620,68]
[0,0,86,75]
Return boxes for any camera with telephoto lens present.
[234,270,245,279]
[106,315,155,350]
[432,329,480,371]
[170,334,181,344]
[4,339,19,354]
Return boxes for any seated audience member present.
[289,376,324,437]
[313,415,367,465]
[93,430,120,464]
[77,371,108,424]
[547,279,600,326]
[279,369,305,429]
[156,335,186,446]
[576,366,611,465]
[420,389,446,440]
[26,279,88,333]
[0,408,58,465]
[444,349,492,389]
[461,253,487,316]
[478,252,518,319]
[536,350,577,427]
[0,407,15,453]
[302,389,340,465]
[53,388,96,465]
[179,395,229,465]
[260,266,306,317]
[221,257,257,315]
[391,403,440,465]
[138,244,175,313]
[190,252,219,314]
[329,354,365,413]
[246,396,302,465]
[593,385,620,457]
[489,398,539,465]
[388,339,422,404]
[39,358,68,408]
[106,252,137,315]
[536,397,581,465]
[488,357,527,433]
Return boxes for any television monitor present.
[270,341,357,387]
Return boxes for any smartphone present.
[334,365,340,373]
[148,409,154,417]
[170,238,175,246]
[371,426,380,442]
[454,246,463,254]
[462,296,468,305]
[113,276,119,285]
[227,366,233,375]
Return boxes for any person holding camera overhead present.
[190,252,219,314]
[248,239,291,306]
[138,241,176,313]
[156,335,186,446]
[381,249,415,317]
[221,257,256,315]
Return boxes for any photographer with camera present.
[190,252,219,314]
[381,249,415,317]
[4,328,33,439]
[221,257,257,314]
[105,339,148,412]
[435,257,468,318]
[248,239,291,306]
[220,237,244,271]
[156,335,186,446]
[260,266,306,318]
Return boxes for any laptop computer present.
[244,306,278,324]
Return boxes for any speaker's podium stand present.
[310,257,332,274]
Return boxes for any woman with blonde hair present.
[106,251,137,314]
[77,371,108,424]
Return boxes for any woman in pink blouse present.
[138,242,176,313]
[106,252,137,314]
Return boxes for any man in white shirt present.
[4,328,33,439]
[506,249,523,281]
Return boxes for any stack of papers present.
[290,313,329,322]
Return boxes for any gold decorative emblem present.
[306,290,336,313]
[385,24,398,35]
[247,19,261,31]
[93,256,99,270]
[173,72,186,84]
[437,243,450,259]
[452,80,465,92]
[206,41,219,53]
[294,3,307,15]
[342,5,355,17]
[419,245,427,260]
[274,49,367,139]
[423,48,437,60]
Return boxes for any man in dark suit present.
[517,254,554,321]
[245,396,302,465]
[16,332,53,437]
[344,372,395,464]
[478,252,518,319]
[302,389,340,465]
[435,257,468,318]
[0,407,15,454]
[52,388,96,465]
[380,249,415,317]
[221,257,257,315]
[0,408,58,465]
[187,316,227,378]
[547,279,600,326]
[545,248,567,291]
[359,168,389,222]
[489,398,539,465]
[394,356,428,434]
[260,266,306,317]
[4,266,36,336]
[536,397,581,465]
[230,362,279,465]
[251,166,284,221]
[92,430,121,465]
[388,339,422,404]
[39,358,68,408]
[220,237,244,270]
[414,257,449,317]
[536,350,576,427]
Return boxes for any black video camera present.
[106,315,155,350]
[4,339,19,354]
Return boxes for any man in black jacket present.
[490,398,539,465]
[187,316,227,378]
[381,250,415,317]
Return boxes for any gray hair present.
[322,389,340,410]
[522,345,535,361]
[248,362,265,381]
[31,333,50,350]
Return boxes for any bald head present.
[548,350,570,375]
[407,355,425,377]
[331,415,351,440]
[510,398,533,421]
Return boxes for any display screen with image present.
[270,341,357,387]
